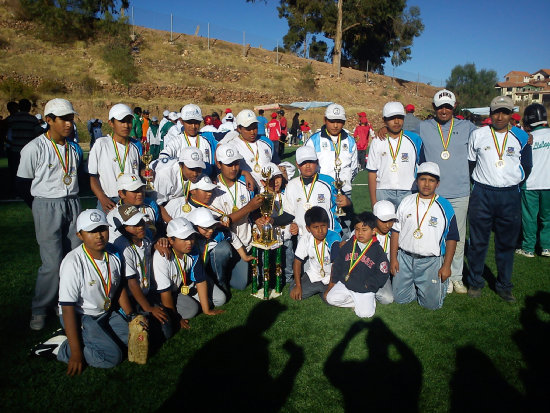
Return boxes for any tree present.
[446,64,499,109]
[309,36,328,62]
[247,0,423,73]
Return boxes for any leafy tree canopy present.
[446,63,499,109]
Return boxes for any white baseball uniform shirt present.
[113,236,153,296]
[295,229,341,284]
[525,127,550,190]
[230,136,275,187]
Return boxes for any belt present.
[400,249,431,259]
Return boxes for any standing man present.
[256,109,268,139]
[130,106,142,140]
[467,96,532,302]
[353,112,374,171]
[278,110,287,158]
[266,112,281,156]
[403,104,421,132]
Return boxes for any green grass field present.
[1,147,549,412]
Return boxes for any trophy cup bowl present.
[334,171,346,217]
[141,152,154,191]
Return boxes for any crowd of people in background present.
[1,88,548,375]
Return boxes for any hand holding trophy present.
[334,160,346,217]
[141,142,154,191]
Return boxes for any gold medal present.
[335,158,342,167]
[232,206,239,213]
[182,203,192,213]
[254,163,261,173]
[118,172,124,178]
[63,174,72,185]
[496,159,505,168]
[441,150,450,160]
[104,298,111,311]
[413,229,423,239]
[320,269,325,277]
[180,285,190,295]
[390,162,398,172]
[304,203,312,210]
[142,278,149,288]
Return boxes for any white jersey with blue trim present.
[17,134,83,198]
[468,125,529,187]
[113,236,153,296]
[152,158,188,205]
[153,249,204,293]
[283,173,342,237]
[229,136,275,187]
[525,127,550,190]
[304,127,358,192]
[366,130,422,190]
[159,133,216,168]
[295,229,341,284]
[393,193,459,257]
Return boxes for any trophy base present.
[335,212,346,217]
[251,289,282,300]
[250,240,282,250]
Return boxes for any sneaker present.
[497,290,516,303]
[515,249,535,258]
[30,314,47,331]
[541,249,550,257]
[452,280,468,294]
[468,287,482,298]
[447,281,453,294]
[31,329,67,359]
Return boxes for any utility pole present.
[333,0,343,78]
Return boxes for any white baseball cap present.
[118,204,147,226]
[216,143,243,164]
[235,109,258,127]
[296,146,318,164]
[187,207,218,228]
[417,162,440,178]
[116,173,145,192]
[190,175,217,191]
[433,89,456,107]
[263,162,282,178]
[109,103,133,121]
[166,217,197,239]
[179,147,206,169]
[225,113,234,120]
[181,104,203,122]
[163,110,170,117]
[278,161,296,181]
[373,200,398,222]
[44,98,78,117]
[325,103,346,121]
[168,111,179,121]
[383,102,405,118]
[77,209,110,232]
[151,116,158,122]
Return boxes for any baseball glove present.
[128,315,148,365]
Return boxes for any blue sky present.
[130,0,550,85]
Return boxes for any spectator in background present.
[289,113,300,146]
[299,120,311,143]
[147,116,161,159]
[87,118,103,149]
[256,109,268,138]
[218,112,236,132]
[353,112,374,171]
[211,111,222,129]
[266,112,282,155]
[159,109,170,130]
[142,109,150,142]
[510,113,522,129]
[403,104,420,132]
[200,115,218,133]
[130,106,142,139]
[35,114,48,133]
[278,110,287,157]
[0,101,19,157]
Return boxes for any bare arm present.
[390,231,400,276]
[127,278,168,323]
[90,175,115,212]
[438,240,457,281]
[290,258,303,301]
[368,171,378,208]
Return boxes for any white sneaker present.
[447,281,453,294]
[452,280,468,294]
[515,249,535,258]
[31,330,67,358]
[541,249,550,257]
[30,314,47,331]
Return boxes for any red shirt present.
[353,124,372,150]
[267,119,281,141]
[279,117,287,135]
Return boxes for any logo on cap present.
[226,149,234,157]
[131,176,137,181]
[191,152,200,161]
[333,108,340,115]
[90,212,101,222]
[439,91,452,99]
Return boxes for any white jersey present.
[153,250,200,293]
[210,176,253,249]
[230,136,275,187]
[218,120,236,132]
[147,126,160,145]
[164,197,195,221]
[366,132,423,190]
[152,158,189,205]
[58,245,123,317]
[163,124,182,148]
[160,132,215,166]
[468,125,529,187]
[87,136,141,198]
[375,231,391,260]
[200,125,218,133]
[113,236,153,296]
[17,134,82,198]
[295,230,340,284]
[525,127,550,190]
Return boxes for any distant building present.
[495,69,550,105]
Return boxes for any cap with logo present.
[383,102,405,118]
[44,98,78,117]
[181,104,203,122]
[118,204,147,226]
[179,147,206,169]
[296,146,318,164]
[77,209,110,232]
[433,89,456,107]
[216,143,243,164]
[416,162,440,179]
[187,207,218,228]
[373,200,398,222]
[490,95,514,112]
[166,217,197,239]
[168,111,179,121]
[116,173,145,192]
[236,109,258,127]
[325,103,346,121]
[190,175,217,191]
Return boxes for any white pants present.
[326,281,377,318]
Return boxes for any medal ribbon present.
[112,137,130,175]
[172,248,188,287]
[241,136,259,166]
[300,174,318,204]
[190,197,226,216]
[47,132,70,175]
[179,164,191,200]
[387,131,403,164]
[334,132,342,159]
[219,174,238,210]
[437,118,454,151]
[82,245,111,299]
[490,126,509,161]
[415,193,437,232]
[376,231,389,253]
[183,131,200,148]
[314,239,326,274]
[130,243,148,287]
[202,242,209,263]
[347,237,374,279]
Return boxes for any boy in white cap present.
[32,209,132,374]
[372,200,398,304]
[153,146,205,223]
[304,103,358,195]
[160,104,218,177]
[154,217,225,333]
[367,102,423,209]
[390,162,458,310]
[164,175,217,220]
[17,98,84,330]
[467,95,532,302]
[88,103,143,213]
[210,143,263,289]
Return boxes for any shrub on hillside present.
[102,43,138,87]
[38,79,68,94]
[298,63,316,96]
[79,76,102,94]
[0,78,38,103]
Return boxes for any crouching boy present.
[325,212,389,318]
[390,162,458,310]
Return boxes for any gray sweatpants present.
[32,197,81,315]
[176,277,226,319]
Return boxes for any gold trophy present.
[334,164,346,217]
[141,150,154,191]
[252,167,277,247]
